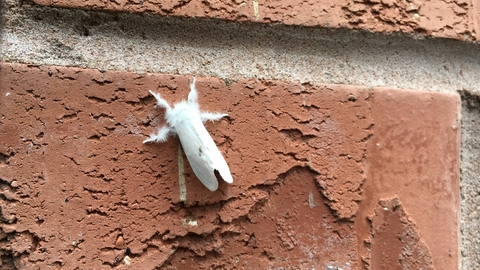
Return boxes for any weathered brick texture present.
[0,62,459,269]
[33,0,480,42]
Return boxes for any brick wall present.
[1,0,479,269]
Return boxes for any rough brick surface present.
[32,0,480,42]
[0,63,459,269]
[357,88,460,270]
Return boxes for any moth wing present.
[176,116,233,191]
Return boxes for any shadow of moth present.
[143,78,233,191]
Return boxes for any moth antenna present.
[149,90,172,112]
[188,77,198,103]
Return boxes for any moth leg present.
[143,126,172,144]
[148,90,171,111]
[200,112,229,123]
[188,77,198,104]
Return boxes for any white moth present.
[143,78,233,191]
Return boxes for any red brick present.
[0,63,459,268]
[357,88,460,270]
[33,0,479,41]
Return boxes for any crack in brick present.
[86,95,108,103]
